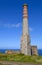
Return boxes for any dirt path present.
[0,61,42,65]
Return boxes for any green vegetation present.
[0,53,42,63]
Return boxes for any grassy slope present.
[0,53,42,63]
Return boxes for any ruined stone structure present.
[20,4,38,55]
[31,46,38,55]
[5,4,38,56]
[5,50,20,54]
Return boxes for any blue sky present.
[0,0,42,49]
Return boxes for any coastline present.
[0,49,42,56]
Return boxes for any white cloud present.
[0,23,21,28]
[11,23,21,28]
[0,23,33,31]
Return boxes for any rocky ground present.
[0,61,42,65]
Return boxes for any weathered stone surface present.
[20,34,31,55]
[5,50,20,54]
[31,46,38,55]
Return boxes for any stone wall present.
[31,46,38,55]
[5,50,20,54]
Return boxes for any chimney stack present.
[23,4,28,19]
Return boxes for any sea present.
[0,49,42,56]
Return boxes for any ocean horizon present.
[0,49,42,56]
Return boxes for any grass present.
[0,53,42,63]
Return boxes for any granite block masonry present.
[20,4,38,55]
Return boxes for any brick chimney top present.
[23,4,28,6]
